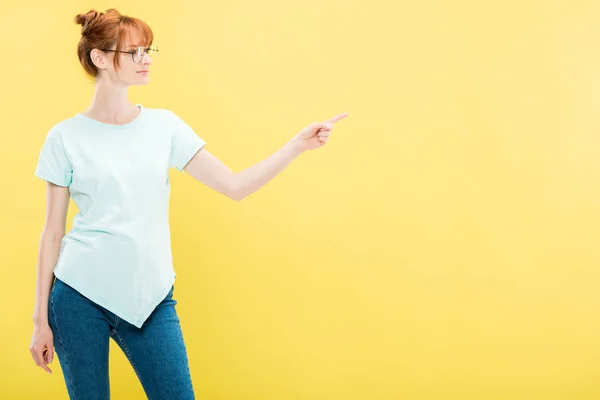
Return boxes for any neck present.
[83,78,139,123]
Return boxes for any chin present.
[132,78,150,86]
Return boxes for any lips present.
[137,70,149,73]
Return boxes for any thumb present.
[298,121,333,140]
[46,345,54,364]
[316,122,333,131]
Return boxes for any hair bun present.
[74,10,103,35]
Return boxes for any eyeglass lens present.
[133,46,157,63]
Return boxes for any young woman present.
[28,8,347,399]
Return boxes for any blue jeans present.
[48,277,195,399]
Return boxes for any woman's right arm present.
[30,181,70,374]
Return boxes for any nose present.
[142,51,152,65]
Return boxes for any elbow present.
[40,229,65,243]
[229,183,244,202]
[230,188,245,202]
[229,175,246,202]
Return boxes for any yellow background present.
[2,0,600,398]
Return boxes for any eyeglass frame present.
[99,45,159,63]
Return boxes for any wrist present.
[33,315,48,326]
[287,137,306,155]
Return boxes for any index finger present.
[326,112,349,124]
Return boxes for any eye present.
[132,47,145,62]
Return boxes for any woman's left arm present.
[183,112,348,201]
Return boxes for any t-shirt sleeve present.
[168,110,206,171]
[34,127,73,187]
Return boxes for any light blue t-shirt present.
[34,104,206,328]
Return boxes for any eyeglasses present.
[100,45,159,63]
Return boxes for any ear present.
[90,49,109,71]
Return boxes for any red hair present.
[74,9,153,77]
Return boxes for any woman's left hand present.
[291,112,349,153]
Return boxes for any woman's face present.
[92,34,154,85]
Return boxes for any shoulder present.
[140,107,184,127]
[43,116,79,143]
[142,107,177,119]
[143,107,192,131]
